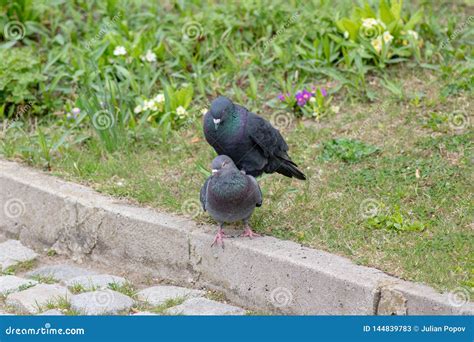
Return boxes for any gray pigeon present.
[200,155,262,247]
[203,96,306,180]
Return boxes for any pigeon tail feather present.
[275,159,306,180]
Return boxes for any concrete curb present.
[1,160,472,315]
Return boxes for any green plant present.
[367,211,425,232]
[30,275,58,284]
[78,70,132,153]
[336,0,423,67]
[321,138,380,163]
[0,48,45,118]
[133,84,194,130]
[108,282,137,299]
[1,259,37,275]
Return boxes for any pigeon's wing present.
[199,177,211,211]
[247,175,262,207]
[247,112,289,159]
[247,111,307,180]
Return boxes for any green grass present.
[108,282,138,299]
[29,275,58,284]
[148,297,187,315]
[0,0,472,292]
[41,296,79,316]
[1,260,37,275]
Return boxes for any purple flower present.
[295,89,315,107]
[278,94,285,101]
[321,88,327,97]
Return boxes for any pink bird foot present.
[241,226,261,239]
[211,229,226,248]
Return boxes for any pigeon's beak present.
[213,118,221,130]
[211,169,218,174]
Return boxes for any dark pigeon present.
[200,155,262,247]
[203,96,306,180]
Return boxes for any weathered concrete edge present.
[0,160,472,315]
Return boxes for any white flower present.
[200,108,208,115]
[141,49,157,63]
[71,107,81,115]
[113,46,127,56]
[143,99,158,111]
[362,18,378,28]
[362,18,386,29]
[371,36,383,53]
[407,30,419,40]
[382,31,393,43]
[134,105,143,114]
[344,31,349,39]
[176,106,187,118]
[309,97,316,103]
[331,105,340,114]
[153,93,165,103]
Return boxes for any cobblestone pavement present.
[0,239,246,316]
